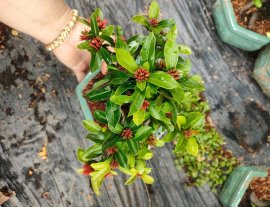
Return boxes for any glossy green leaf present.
[176,115,186,129]
[77,41,93,51]
[101,25,114,36]
[116,25,124,36]
[115,81,136,96]
[140,32,156,68]
[110,95,132,105]
[94,8,103,20]
[99,47,112,65]
[106,101,121,127]
[89,51,103,72]
[128,41,140,54]
[78,18,91,27]
[82,120,101,132]
[179,44,192,55]
[110,70,129,85]
[115,150,128,168]
[80,144,102,162]
[252,0,262,8]
[148,71,178,89]
[108,123,123,134]
[145,84,158,99]
[164,38,178,69]
[171,86,185,104]
[99,35,115,46]
[86,132,105,144]
[149,1,160,19]
[132,15,150,27]
[175,133,187,153]
[91,78,110,91]
[90,14,99,37]
[127,139,139,155]
[157,19,175,29]
[128,88,145,117]
[183,112,205,130]
[136,81,146,91]
[134,126,152,141]
[166,25,177,40]
[102,135,121,152]
[125,174,137,185]
[85,87,111,101]
[179,78,204,92]
[133,108,146,126]
[115,48,139,73]
[127,35,145,44]
[141,174,154,184]
[186,137,198,156]
[94,110,107,124]
[162,131,177,142]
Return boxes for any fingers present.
[101,61,108,75]
[75,71,87,82]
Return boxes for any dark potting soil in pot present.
[232,0,270,36]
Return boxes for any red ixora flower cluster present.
[167,69,180,80]
[105,146,118,156]
[96,17,108,30]
[89,37,103,51]
[82,164,94,175]
[80,29,89,41]
[121,128,133,139]
[149,18,159,27]
[110,160,119,169]
[141,100,150,110]
[134,68,150,82]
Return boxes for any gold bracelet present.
[45,9,79,51]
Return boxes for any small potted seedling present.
[212,0,270,51]
[220,166,269,207]
[76,1,208,195]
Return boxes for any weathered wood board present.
[0,0,269,206]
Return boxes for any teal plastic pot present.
[220,166,268,207]
[76,70,100,120]
[212,0,270,51]
[253,45,270,98]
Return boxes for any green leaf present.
[94,8,103,20]
[175,133,187,153]
[127,139,139,155]
[91,78,110,91]
[115,36,129,50]
[133,108,146,126]
[183,112,205,130]
[128,88,145,116]
[149,1,160,19]
[99,35,115,46]
[108,123,123,134]
[82,120,101,132]
[90,14,99,37]
[179,44,192,55]
[110,95,132,105]
[115,48,139,73]
[171,86,185,104]
[127,35,145,44]
[141,174,154,184]
[125,174,137,185]
[157,19,175,29]
[115,150,128,168]
[136,81,146,91]
[77,41,93,51]
[110,70,129,85]
[148,71,178,89]
[176,116,186,129]
[179,78,204,92]
[145,84,158,99]
[77,148,85,162]
[106,101,121,127]
[101,25,114,36]
[164,38,179,69]
[85,87,111,101]
[166,25,177,40]
[102,135,121,152]
[134,126,152,141]
[186,137,198,156]
[80,144,102,162]
[94,110,107,124]
[116,25,124,36]
[90,51,103,72]
[140,32,156,68]
[162,131,177,142]
[86,133,105,144]
[129,41,140,54]
[132,15,150,27]
[78,18,91,27]
[99,47,112,65]
[115,81,136,96]
[252,0,262,8]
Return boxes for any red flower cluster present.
[110,160,119,169]
[89,37,103,51]
[82,164,94,175]
[80,29,89,41]
[97,17,108,30]
[149,18,159,27]
[141,100,150,110]
[167,69,180,80]
[134,68,150,82]
[121,128,133,139]
[105,146,118,156]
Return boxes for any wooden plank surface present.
[0,0,269,206]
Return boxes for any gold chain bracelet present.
[45,9,79,51]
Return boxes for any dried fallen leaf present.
[0,187,15,205]
[38,141,47,160]
[11,29,18,36]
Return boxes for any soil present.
[82,72,106,115]
[239,170,270,207]
[0,23,9,52]
[232,0,270,36]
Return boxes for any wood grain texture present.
[0,0,269,206]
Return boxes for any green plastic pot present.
[76,70,100,120]
[220,166,268,207]
[253,45,270,98]
[212,0,270,51]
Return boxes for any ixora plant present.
[76,1,207,195]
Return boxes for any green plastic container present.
[212,0,270,51]
[76,70,100,120]
[253,45,270,98]
[220,166,268,207]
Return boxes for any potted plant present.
[75,1,208,195]
[212,0,270,51]
[220,166,269,207]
